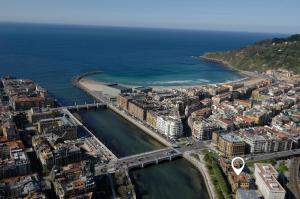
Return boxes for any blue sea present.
[0,23,287,199]
[0,23,285,105]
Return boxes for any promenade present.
[62,108,118,161]
[108,104,173,147]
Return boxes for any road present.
[246,149,300,162]
[94,147,182,176]
[289,157,300,199]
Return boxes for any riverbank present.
[183,152,217,199]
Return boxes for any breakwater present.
[72,70,103,87]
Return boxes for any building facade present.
[254,163,285,199]
[218,133,245,157]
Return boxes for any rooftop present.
[221,133,244,142]
[255,163,285,192]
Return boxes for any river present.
[78,109,210,199]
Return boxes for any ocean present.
[0,22,286,199]
[0,23,284,105]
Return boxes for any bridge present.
[247,148,300,162]
[95,147,182,176]
[52,102,107,111]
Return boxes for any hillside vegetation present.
[202,34,300,73]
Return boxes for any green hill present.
[201,34,300,73]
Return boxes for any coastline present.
[79,70,263,93]
[200,53,257,78]
[76,53,268,90]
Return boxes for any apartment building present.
[254,163,285,199]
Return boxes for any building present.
[211,131,221,146]
[2,78,54,111]
[128,100,155,121]
[234,99,253,109]
[52,142,82,167]
[133,86,152,93]
[190,108,212,119]
[239,127,293,154]
[50,161,95,199]
[208,85,230,95]
[27,107,58,124]
[216,118,235,131]
[236,189,260,199]
[212,93,232,105]
[100,83,132,98]
[254,163,285,199]
[146,110,158,129]
[37,115,77,141]
[0,173,45,198]
[150,91,177,101]
[156,114,183,139]
[117,93,133,110]
[0,140,31,178]
[1,120,18,141]
[224,83,244,91]
[228,171,255,192]
[192,119,220,140]
[218,133,245,157]
[32,136,81,170]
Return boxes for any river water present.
[78,109,209,199]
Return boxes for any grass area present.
[190,153,200,161]
[114,170,134,199]
[202,150,231,199]
[277,161,288,174]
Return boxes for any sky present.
[0,0,299,33]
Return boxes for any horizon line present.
[0,20,292,36]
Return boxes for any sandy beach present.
[79,72,266,93]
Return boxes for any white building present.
[254,163,285,199]
[156,115,183,139]
[192,119,219,140]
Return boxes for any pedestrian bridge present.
[52,102,107,111]
[95,147,182,176]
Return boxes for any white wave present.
[151,80,193,84]
[223,77,248,84]
[150,78,211,85]
[196,78,211,83]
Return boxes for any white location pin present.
[231,157,245,176]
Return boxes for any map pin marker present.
[231,157,245,176]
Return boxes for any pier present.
[72,70,103,86]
